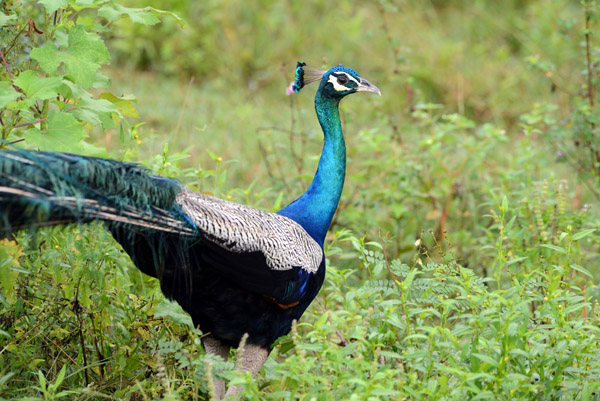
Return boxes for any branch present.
[0,48,14,81]
[14,117,48,128]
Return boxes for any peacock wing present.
[176,188,323,304]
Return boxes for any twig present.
[45,336,79,366]
[73,278,90,386]
[77,325,89,386]
[14,117,48,128]
[335,330,350,347]
[88,314,105,381]
[435,183,456,243]
[0,48,14,80]
[256,136,276,180]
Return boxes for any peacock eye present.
[337,75,348,85]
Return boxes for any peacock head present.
[287,62,381,99]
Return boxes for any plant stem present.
[14,117,48,128]
[40,100,49,130]
[584,6,600,174]
[0,48,13,81]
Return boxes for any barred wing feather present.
[177,187,322,273]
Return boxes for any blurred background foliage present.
[108,0,581,122]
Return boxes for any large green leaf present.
[13,71,63,108]
[38,0,68,14]
[0,82,19,108]
[154,299,194,330]
[571,229,596,241]
[0,11,16,26]
[99,92,139,118]
[75,97,118,127]
[26,111,86,152]
[98,4,185,27]
[98,4,160,25]
[30,25,109,88]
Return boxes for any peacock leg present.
[202,336,230,400]
[224,340,269,399]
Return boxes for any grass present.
[1,0,600,399]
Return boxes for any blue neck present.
[277,95,346,246]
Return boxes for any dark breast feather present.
[110,224,325,347]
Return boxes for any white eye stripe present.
[327,72,360,92]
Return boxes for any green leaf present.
[403,269,419,289]
[504,215,516,232]
[75,97,118,126]
[26,111,86,152]
[0,11,16,27]
[38,0,68,14]
[98,4,160,25]
[30,46,62,77]
[99,92,139,118]
[154,299,194,330]
[0,371,15,386]
[14,71,63,107]
[571,229,596,241]
[504,373,530,381]
[0,81,19,108]
[31,25,109,88]
[0,239,23,304]
[505,256,529,266]
[471,391,496,400]
[56,80,117,127]
[539,244,567,254]
[471,353,498,367]
[99,4,185,27]
[37,370,47,391]
[570,264,593,278]
[54,364,66,388]
[565,301,589,314]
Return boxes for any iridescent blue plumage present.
[0,62,379,399]
[292,61,307,93]
[279,63,380,245]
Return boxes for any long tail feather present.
[0,149,196,236]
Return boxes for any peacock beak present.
[357,78,381,96]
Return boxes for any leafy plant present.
[0,0,181,154]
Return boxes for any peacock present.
[0,62,380,399]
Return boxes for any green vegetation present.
[1,0,600,399]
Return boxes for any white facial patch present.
[327,72,360,92]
